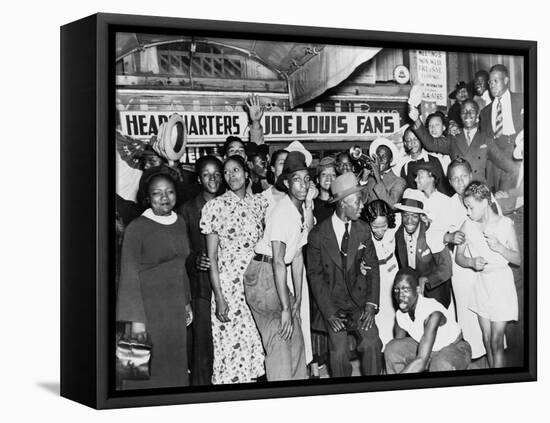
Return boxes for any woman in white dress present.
[363,199,400,350]
[456,181,520,368]
[445,159,486,360]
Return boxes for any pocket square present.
[420,249,431,257]
[480,144,487,149]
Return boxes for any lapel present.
[468,130,486,153]
[395,225,408,267]
[322,219,343,270]
[453,132,469,157]
[415,223,431,268]
[346,221,362,271]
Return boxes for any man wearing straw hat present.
[394,189,453,308]
[307,173,383,377]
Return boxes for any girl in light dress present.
[455,181,520,368]
[363,199,400,350]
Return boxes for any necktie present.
[495,97,503,138]
[465,130,471,146]
[341,222,350,257]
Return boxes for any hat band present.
[401,198,424,209]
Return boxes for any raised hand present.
[245,94,265,123]
[408,105,420,123]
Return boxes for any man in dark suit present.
[479,64,523,192]
[409,99,516,186]
[394,189,453,308]
[307,173,383,377]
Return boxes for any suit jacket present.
[307,217,380,332]
[479,91,524,139]
[413,123,517,184]
[395,222,452,308]
[177,194,212,301]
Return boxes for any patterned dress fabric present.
[200,190,267,384]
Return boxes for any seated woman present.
[117,171,193,389]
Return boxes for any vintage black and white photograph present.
[113,31,527,391]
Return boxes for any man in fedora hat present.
[243,150,313,381]
[363,137,406,208]
[307,172,383,377]
[394,189,453,308]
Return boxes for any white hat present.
[153,113,187,161]
[369,137,400,167]
[394,189,428,215]
[285,140,312,167]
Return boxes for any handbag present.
[116,328,152,381]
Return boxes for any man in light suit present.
[479,64,523,192]
[394,189,453,308]
[409,99,516,186]
[307,172,383,377]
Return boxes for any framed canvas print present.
[60,12,537,409]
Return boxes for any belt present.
[253,254,273,264]
[378,252,394,266]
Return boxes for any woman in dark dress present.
[117,171,192,389]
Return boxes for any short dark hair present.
[489,64,509,77]
[364,199,397,229]
[221,136,246,156]
[460,98,480,114]
[447,157,472,178]
[195,154,222,175]
[475,69,489,80]
[142,170,177,208]
[425,111,447,129]
[270,149,288,168]
[394,267,419,288]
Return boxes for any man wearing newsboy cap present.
[307,173,383,377]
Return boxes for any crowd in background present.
[115,63,524,389]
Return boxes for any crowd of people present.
[115,63,524,389]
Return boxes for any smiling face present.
[428,115,446,138]
[402,211,421,235]
[317,166,336,192]
[370,216,389,240]
[460,101,479,130]
[455,87,469,103]
[224,158,247,192]
[147,175,177,216]
[376,145,393,172]
[393,275,420,313]
[463,194,488,222]
[404,130,422,156]
[474,74,488,96]
[489,70,509,98]
[336,154,354,175]
[199,161,222,195]
[285,169,310,201]
[448,164,472,196]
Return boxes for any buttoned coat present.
[307,218,380,332]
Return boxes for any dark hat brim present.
[274,165,309,192]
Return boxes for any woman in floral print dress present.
[200,155,267,384]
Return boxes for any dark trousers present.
[326,310,383,377]
[187,297,213,385]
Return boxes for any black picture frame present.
[60,12,537,409]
